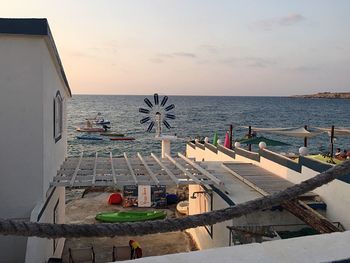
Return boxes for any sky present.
[1,0,350,96]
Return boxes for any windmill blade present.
[139,108,150,114]
[147,121,155,132]
[140,116,151,124]
[163,120,171,129]
[165,104,175,111]
[154,93,159,105]
[165,113,176,119]
[160,96,168,106]
[144,98,153,108]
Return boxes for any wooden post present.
[304,125,308,147]
[330,125,335,157]
[248,126,252,151]
[229,124,233,149]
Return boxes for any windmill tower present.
[139,93,177,157]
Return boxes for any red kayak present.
[110,137,135,141]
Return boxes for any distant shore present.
[291,92,350,99]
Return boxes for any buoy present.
[108,193,122,205]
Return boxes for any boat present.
[76,127,105,132]
[86,113,111,125]
[76,135,103,141]
[95,119,111,125]
[100,132,125,137]
[95,210,167,223]
[176,201,189,215]
[110,137,135,141]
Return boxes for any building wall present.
[186,144,350,230]
[42,39,68,196]
[187,184,305,250]
[0,36,44,263]
[0,36,44,218]
[0,35,69,262]
[187,185,233,249]
[25,187,65,263]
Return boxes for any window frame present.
[53,91,63,143]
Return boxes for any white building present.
[186,141,350,250]
[0,18,71,263]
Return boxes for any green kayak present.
[95,210,167,223]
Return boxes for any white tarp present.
[315,127,350,136]
[242,126,323,138]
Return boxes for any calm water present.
[68,95,350,157]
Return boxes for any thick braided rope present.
[1,160,350,239]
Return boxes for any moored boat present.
[76,135,103,141]
[100,132,125,137]
[76,127,105,132]
[95,119,111,125]
[95,210,167,223]
[110,137,135,141]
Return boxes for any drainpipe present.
[248,126,252,151]
[330,125,335,157]
[304,125,308,147]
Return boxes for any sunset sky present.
[2,0,350,96]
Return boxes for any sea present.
[68,95,350,157]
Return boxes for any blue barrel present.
[166,194,178,205]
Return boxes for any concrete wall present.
[187,185,232,249]
[0,36,44,263]
[25,187,65,263]
[187,184,305,250]
[0,36,44,218]
[186,143,350,230]
[122,230,350,263]
[0,35,69,262]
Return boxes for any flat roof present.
[0,18,71,96]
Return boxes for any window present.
[53,199,59,253]
[54,91,63,142]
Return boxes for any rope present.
[1,160,349,239]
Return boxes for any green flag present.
[213,131,218,146]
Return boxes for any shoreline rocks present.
[291,92,350,99]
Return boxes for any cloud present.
[150,52,197,63]
[172,52,197,58]
[279,14,305,25]
[219,57,276,68]
[198,44,219,54]
[291,66,318,72]
[149,58,164,64]
[254,13,306,30]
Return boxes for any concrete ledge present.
[204,142,218,154]
[124,231,350,263]
[187,142,196,149]
[217,145,235,158]
[234,147,260,162]
[195,142,205,150]
[260,149,301,172]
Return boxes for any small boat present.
[100,132,125,137]
[95,119,111,125]
[176,201,189,215]
[110,137,135,141]
[95,210,167,223]
[77,135,103,141]
[76,127,105,132]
